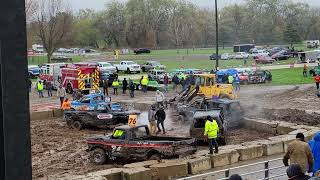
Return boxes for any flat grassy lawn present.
[28,55,84,65]
[270,67,313,85]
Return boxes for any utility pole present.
[215,0,219,70]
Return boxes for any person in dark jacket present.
[122,78,128,94]
[46,81,53,97]
[28,79,32,92]
[129,80,135,98]
[172,74,179,92]
[155,107,166,134]
[103,79,109,96]
[286,164,310,180]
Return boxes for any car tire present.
[142,67,146,72]
[91,148,107,165]
[116,68,119,73]
[72,121,83,130]
[127,68,131,74]
[148,153,161,161]
[66,119,73,128]
[137,71,140,74]
[137,84,142,90]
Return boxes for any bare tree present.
[25,0,38,21]
[36,0,72,63]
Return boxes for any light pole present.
[215,0,219,70]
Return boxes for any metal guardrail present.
[178,158,287,180]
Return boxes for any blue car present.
[28,65,41,78]
[71,93,122,111]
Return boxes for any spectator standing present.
[112,79,119,95]
[283,133,314,173]
[163,73,169,93]
[129,80,135,98]
[148,105,157,135]
[314,74,320,90]
[155,90,165,108]
[46,81,53,97]
[309,132,320,176]
[180,77,185,92]
[122,78,128,94]
[155,107,166,134]
[234,75,241,91]
[141,76,149,93]
[286,164,310,180]
[303,63,308,77]
[172,74,179,92]
[228,75,234,85]
[103,79,109,96]
[37,81,44,98]
[204,116,219,154]
[57,85,66,107]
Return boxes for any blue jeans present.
[48,89,52,97]
[130,90,134,98]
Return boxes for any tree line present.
[27,0,320,61]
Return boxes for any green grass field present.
[270,67,313,85]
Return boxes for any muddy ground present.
[30,84,320,179]
[31,117,272,179]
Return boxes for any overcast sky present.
[68,0,320,12]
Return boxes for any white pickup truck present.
[115,61,141,74]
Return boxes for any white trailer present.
[298,50,320,63]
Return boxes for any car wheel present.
[137,71,140,74]
[137,84,142,90]
[72,121,83,130]
[148,153,161,161]
[142,67,146,72]
[66,119,73,128]
[91,148,107,165]
[116,68,119,73]
[127,68,131,74]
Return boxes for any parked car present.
[221,53,234,60]
[141,61,166,72]
[254,55,275,64]
[251,50,270,58]
[133,48,151,54]
[51,56,72,62]
[86,125,197,164]
[114,61,141,74]
[235,52,249,59]
[209,54,221,60]
[271,51,290,61]
[28,65,41,78]
[97,62,117,74]
[148,69,171,84]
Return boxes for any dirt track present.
[30,84,320,178]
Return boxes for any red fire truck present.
[61,63,100,94]
[40,63,68,89]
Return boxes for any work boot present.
[214,149,219,154]
[209,150,213,155]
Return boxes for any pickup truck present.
[115,61,141,74]
[86,125,197,165]
[141,61,166,72]
[64,107,140,130]
[28,65,41,78]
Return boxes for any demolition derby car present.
[86,125,197,165]
[64,104,140,130]
[71,93,122,111]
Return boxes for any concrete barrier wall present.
[30,109,64,120]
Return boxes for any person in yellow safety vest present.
[112,79,119,95]
[37,81,44,98]
[112,129,125,139]
[204,116,219,154]
[141,76,149,93]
